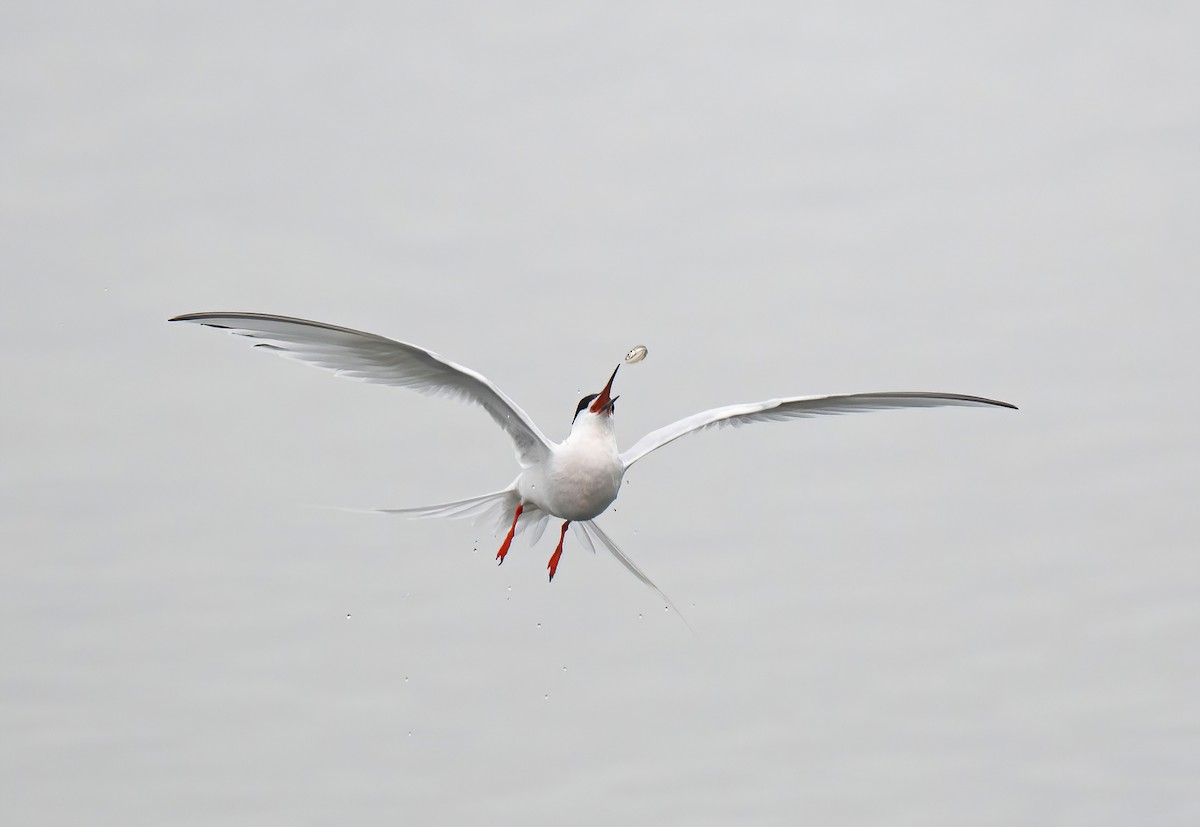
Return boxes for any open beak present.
[589,364,621,414]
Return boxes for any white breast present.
[524,436,624,521]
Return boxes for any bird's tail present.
[369,492,693,631]
[577,519,694,635]
[375,488,516,521]
[373,483,548,542]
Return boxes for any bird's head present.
[571,364,620,428]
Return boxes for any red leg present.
[495,504,523,565]
[547,521,570,582]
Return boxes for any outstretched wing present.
[621,391,1016,469]
[171,312,554,467]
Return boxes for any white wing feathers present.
[170,313,554,467]
[621,391,1017,469]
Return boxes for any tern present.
[170,313,1016,606]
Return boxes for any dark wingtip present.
[958,394,1018,411]
[169,313,224,326]
[168,313,231,328]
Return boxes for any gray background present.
[3,3,1197,825]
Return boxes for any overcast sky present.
[3,3,1198,825]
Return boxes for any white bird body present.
[170,312,1016,609]
[526,420,624,521]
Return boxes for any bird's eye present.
[573,394,598,423]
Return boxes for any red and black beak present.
[589,365,621,415]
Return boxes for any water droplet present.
[637,613,643,620]
[536,622,542,629]
[345,613,351,620]
[404,676,409,683]
[408,731,413,737]
[561,666,567,672]
[543,694,549,700]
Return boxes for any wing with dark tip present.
[170,312,554,467]
[621,391,1016,469]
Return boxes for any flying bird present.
[170,313,1015,607]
